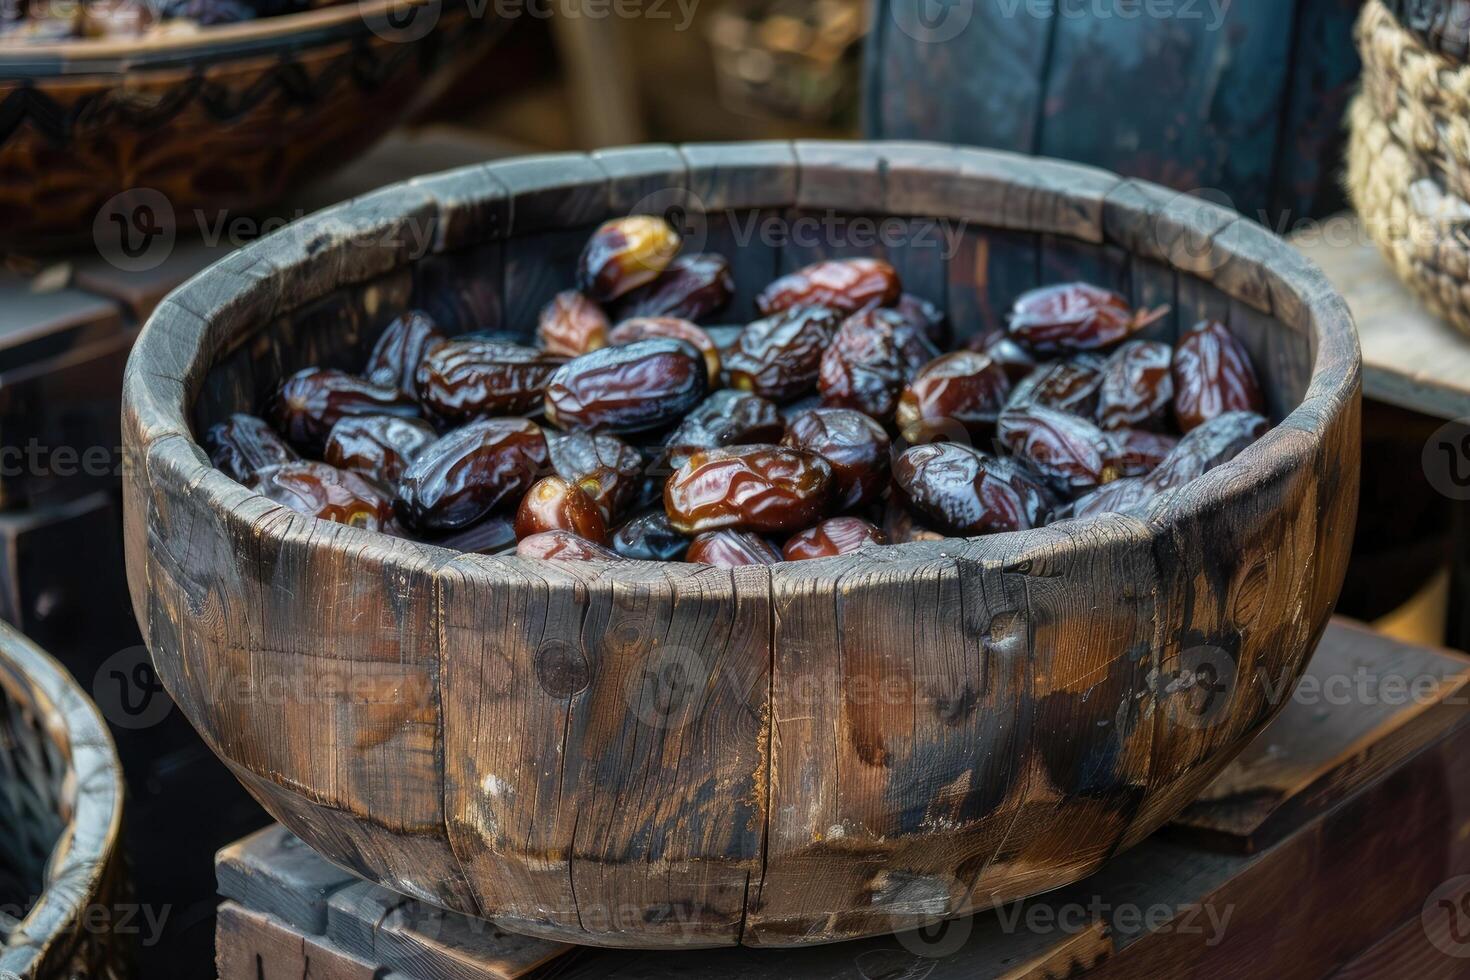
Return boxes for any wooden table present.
[217,619,1470,979]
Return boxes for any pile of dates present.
[206,214,1269,567]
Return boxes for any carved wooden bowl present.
[121,143,1361,949]
[0,0,502,245]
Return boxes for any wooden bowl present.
[0,620,128,977]
[0,0,503,244]
[121,142,1361,949]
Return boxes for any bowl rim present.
[122,140,1362,585]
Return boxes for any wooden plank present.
[216,825,358,934]
[946,227,1040,345]
[217,902,392,980]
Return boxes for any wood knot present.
[535,641,590,698]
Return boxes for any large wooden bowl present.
[0,0,502,244]
[121,142,1361,949]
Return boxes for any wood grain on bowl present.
[121,143,1361,948]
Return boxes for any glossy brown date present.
[415,340,563,424]
[724,306,840,402]
[756,258,901,317]
[883,495,945,543]
[967,329,1036,383]
[782,517,886,560]
[578,215,681,302]
[249,460,394,531]
[514,476,608,543]
[607,316,721,384]
[997,406,1116,493]
[544,338,709,433]
[613,252,733,322]
[893,442,1053,535]
[896,350,1012,439]
[818,308,938,418]
[1106,428,1178,478]
[537,290,609,357]
[780,407,890,510]
[663,390,785,463]
[893,292,948,347]
[205,413,299,484]
[365,310,446,398]
[1096,339,1174,431]
[685,530,782,567]
[610,511,689,561]
[270,368,419,452]
[1172,319,1264,432]
[517,530,624,561]
[664,445,833,534]
[394,418,549,532]
[546,430,645,523]
[324,415,437,486]
[1005,354,1105,417]
[1008,282,1167,353]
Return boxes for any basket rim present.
[123,139,1362,586]
[0,620,123,974]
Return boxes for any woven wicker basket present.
[1350,0,1470,334]
[1383,0,1470,62]
[0,623,130,979]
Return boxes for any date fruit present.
[546,430,645,523]
[613,253,733,322]
[249,461,394,531]
[395,418,548,532]
[1149,410,1267,487]
[611,511,689,561]
[365,310,445,398]
[517,530,624,561]
[756,258,900,317]
[1008,282,1167,353]
[515,476,608,543]
[1096,340,1174,431]
[665,445,833,534]
[663,389,785,467]
[896,350,1012,439]
[416,340,563,424]
[685,530,782,567]
[544,338,708,433]
[782,517,886,560]
[1172,319,1264,431]
[537,290,609,357]
[206,413,299,483]
[997,406,1117,493]
[780,407,890,509]
[883,495,945,543]
[893,442,1053,535]
[270,368,419,452]
[1005,354,1105,417]
[967,329,1036,383]
[1106,428,1178,478]
[324,415,437,486]
[724,306,840,402]
[894,293,948,347]
[818,307,939,418]
[578,215,681,302]
[607,316,721,384]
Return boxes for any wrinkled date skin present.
[249,461,395,531]
[967,329,1036,383]
[1097,340,1174,431]
[578,215,681,302]
[724,306,840,403]
[663,390,785,464]
[270,368,419,452]
[514,476,608,543]
[607,317,721,384]
[782,517,886,561]
[416,341,564,424]
[896,350,1012,439]
[781,407,890,509]
[537,290,610,357]
[324,415,437,486]
[544,338,709,433]
[818,308,939,418]
[685,530,782,567]
[893,442,1053,535]
[395,418,549,532]
[1005,354,1105,417]
[1172,319,1265,431]
[756,258,901,317]
[517,530,624,561]
[546,430,645,523]
[206,413,299,484]
[997,406,1116,493]
[1008,282,1166,353]
[614,253,733,322]
[894,292,949,347]
[611,511,690,561]
[365,310,446,398]
[665,445,833,534]
[1106,428,1178,478]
